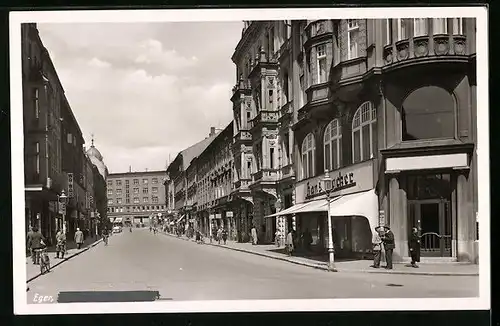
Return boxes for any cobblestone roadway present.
[26,228,478,303]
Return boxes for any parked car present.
[112,225,122,233]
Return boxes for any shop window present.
[402,86,455,141]
[301,133,316,179]
[352,102,377,163]
[396,18,410,41]
[413,18,428,37]
[324,118,342,171]
[433,18,448,34]
[347,19,359,60]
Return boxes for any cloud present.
[36,22,241,173]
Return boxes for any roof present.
[181,134,218,171]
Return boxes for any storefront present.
[269,160,379,259]
[381,144,477,263]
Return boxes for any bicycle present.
[37,248,51,274]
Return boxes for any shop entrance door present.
[408,199,452,257]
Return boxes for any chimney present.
[210,127,216,137]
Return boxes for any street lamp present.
[275,198,282,246]
[322,169,337,272]
[59,189,68,234]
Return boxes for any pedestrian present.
[286,229,294,256]
[222,228,228,245]
[275,229,281,247]
[217,227,223,245]
[251,226,258,245]
[381,225,395,269]
[371,227,383,268]
[74,228,84,250]
[101,227,109,246]
[27,226,45,265]
[409,227,421,268]
[55,228,66,259]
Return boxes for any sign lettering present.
[67,173,74,198]
[305,171,356,200]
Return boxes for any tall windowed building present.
[107,170,167,226]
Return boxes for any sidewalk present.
[161,231,479,276]
[26,236,104,283]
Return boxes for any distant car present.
[112,225,122,233]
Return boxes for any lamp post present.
[275,198,282,246]
[59,190,68,234]
[322,169,337,272]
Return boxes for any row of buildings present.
[165,17,478,264]
[23,23,109,244]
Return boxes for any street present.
[26,228,479,303]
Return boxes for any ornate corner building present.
[230,18,477,263]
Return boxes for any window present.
[352,102,377,163]
[385,19,393,45]
[413,18,427,37]
[452,18,464,35]
[35,142,40,174]
[324,119,343,171]
[133,179,139,185]
[107,189,113,195]
[152,178,158,184]
[126,188,130,194]
[133,197,139,204]
[433,18,447,34]
[152,196,159,204]
[347,19,360,60]
[247,161,252,178]
[143,188,149,194]
[301,133,316,179]
[116,189,122,195]
[402,86,455,141]
[108,199,113,205]
[133,187,139,194]
[116,180,122,186]
[152,187,158,193]
[107,180,113,187]
[396,19,410,41]
[125,198,130,204]
[316,44,327,83]
[143,197,149,203]
[270,147,275,169]
[125,180,129,185]
[116,198,122,204]
[143,179,148,185]
[33,88,39,119]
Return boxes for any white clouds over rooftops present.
[37,22,241,172]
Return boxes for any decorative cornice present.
[232,21,267,63]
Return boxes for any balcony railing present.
[234,130,252,143]
[252,168,279,182]
[235,178,251,190]
[305,82,329,104]
[250,110,279,129]
[280,163,295,180]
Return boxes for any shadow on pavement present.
[57,290,164,302]
[267,247,368,263]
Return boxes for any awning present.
[329,189,379,232]
[265,198,333,218]
[176,215,186,223]
[113,218,123,223]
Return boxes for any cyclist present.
[101,228,109,246]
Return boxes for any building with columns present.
[231,18,477,264]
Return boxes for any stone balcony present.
[235,178,252,190]
[252,168,279,183]
[250,110,280,130]
[234,129,252,143]
[278,100,293,124]
[279,163,295,182]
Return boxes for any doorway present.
[408,199,452,257]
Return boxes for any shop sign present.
[67,173,74,198]
[378,210,385,227]
[226,211,233,217]
[215,214,222,219]
[209,214,215,220]
[295,160,375,203]
[58,202,66,215]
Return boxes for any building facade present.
[231,21,299,244]
[106,170,167,226]
[287,18,477,263]
[165,128,219,231]
[193,122,235,240]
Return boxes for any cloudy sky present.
[37,22,243,173]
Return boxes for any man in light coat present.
[286,230,295,256]
[74,228,84,249]
[371,227,383,268]
[55,228,66,259]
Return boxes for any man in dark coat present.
[27,226,45,264]
[381,226,395,269]
[409,227,421,268]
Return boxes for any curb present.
[26,238,104,283]
[161,232,479,276]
